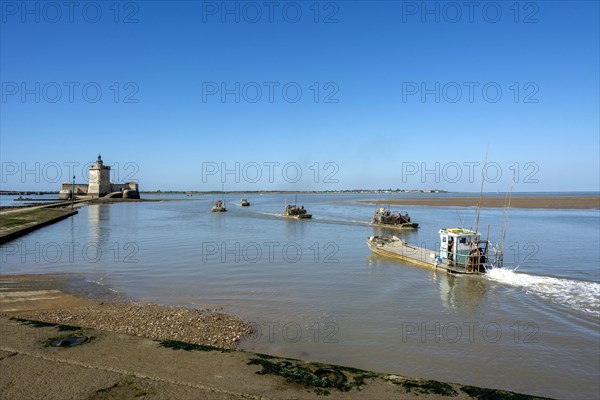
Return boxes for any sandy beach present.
[364,195,600,209]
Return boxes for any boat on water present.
[368,156,512,275]
[212,185,227,212]
[211,199,227,212]
[283,204,312,219]
[367,227,494,274]
[372,207,418,229]
[240,198,250,206]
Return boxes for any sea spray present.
[486,267,600,316]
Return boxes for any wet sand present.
[0,273,550,399]
[0,274,251,349]
[364,195,600,209]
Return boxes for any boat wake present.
[312,218,372,227]
[258,212,288,218]
[486,268,600,316]
[254,212,371,226]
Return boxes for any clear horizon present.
[2,188,600,195]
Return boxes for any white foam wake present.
[486,267,600,316]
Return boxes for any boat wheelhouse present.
[438,228,489,273]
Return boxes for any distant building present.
[59,155,140,200]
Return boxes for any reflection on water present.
[367,252,487,312]
[0,194,598,399]
[371,225,421,241]
[438,274,485,311]
[87,204,104,244]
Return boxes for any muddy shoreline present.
[0,273,553,399]
[362,195,599,209]
[0,274,251,350]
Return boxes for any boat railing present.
[446,240,490,273]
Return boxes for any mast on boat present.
[468,152,488,273]
[473,151,488,238]
[497,172,514,269]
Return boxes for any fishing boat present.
[240,198,250,206]
[212,185,227,212]
[368,156,511,274]
[367,228,494,274]
[283,204,311,219]
[283,195,312,219]
[372,207,418,229]
[211,199,226,212]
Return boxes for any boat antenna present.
[498,171,515,269]
[222,183,226,208]
[473,149,488,236]
[456,211,465,228]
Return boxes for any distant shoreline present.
[361,195,600,209]
[3,190,599,196]
[0,189,599,197]
[1,190,449,195]
[3,191,600,204]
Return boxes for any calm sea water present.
[1,193,598,399]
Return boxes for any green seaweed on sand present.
[312,362,377,390]
[10,317,81,331]
[247,357,377,393]
[395,379,457,396]
[314,388,330,396]
[460,386,552,400]
[349,371,379,390]
[254,352,288,360]
[157,339,231,353]
[248,358,329,388]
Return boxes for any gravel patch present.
[9,302,253,350]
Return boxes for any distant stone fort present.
[59,155,140,200]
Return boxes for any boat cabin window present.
[442,236,447,243]
[459,237,467,244]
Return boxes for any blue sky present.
[1,1,598,192]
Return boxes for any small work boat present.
[283,204,311,219]
[369,158,512,274]
[240,198,250,207]
[372,207,418,229]
[367,228,494,274]
[211,199,227,212]
[212,185,227,212]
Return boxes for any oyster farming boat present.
[211,199,227,212]
[283,204,312,219]
[372,207,418,229]
[367,228,495,274]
